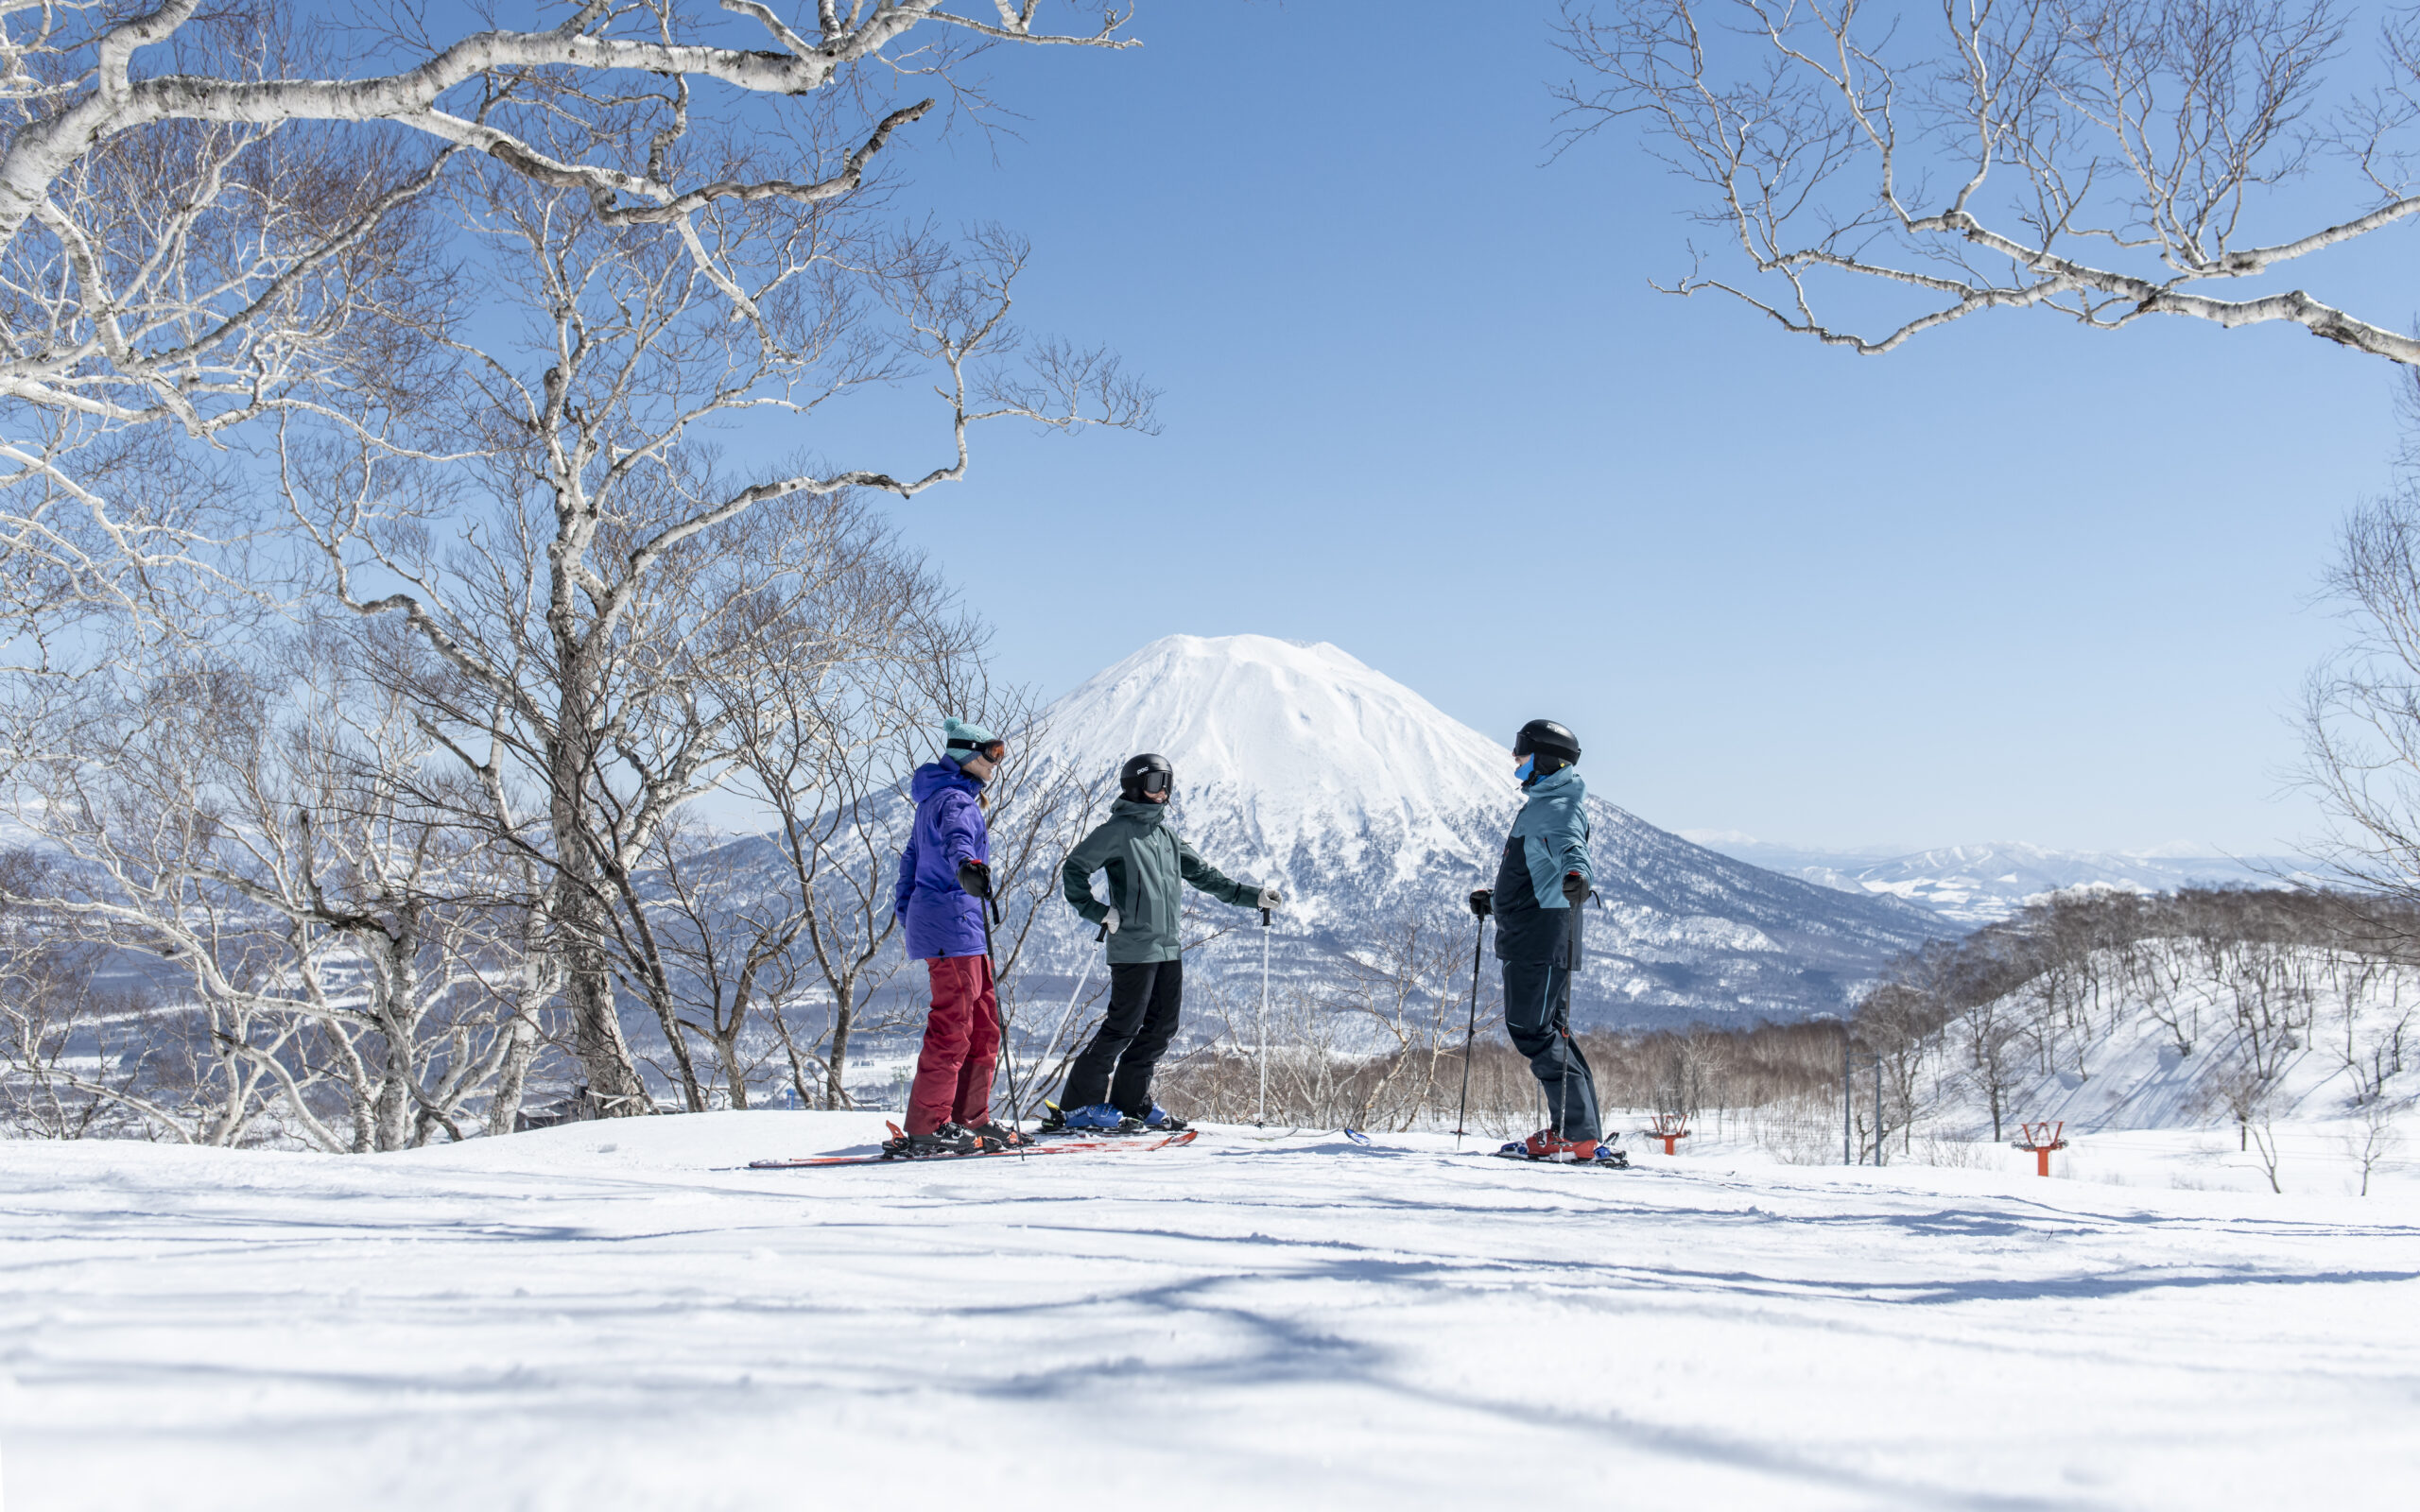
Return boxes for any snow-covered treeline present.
[0,623,1120,1148]
[1837,888,2415,1185]
[1133,887,2416,1192]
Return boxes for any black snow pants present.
[1502,955,1601,1142]
[1059,959,1184,1116]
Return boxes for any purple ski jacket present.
[893,759,991,960]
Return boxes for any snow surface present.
[5,1114,2416,1510]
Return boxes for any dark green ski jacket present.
[1061,799,1258,964]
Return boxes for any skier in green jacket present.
[1044,753,1282,1133]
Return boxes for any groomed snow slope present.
[4,1116,2415,1510]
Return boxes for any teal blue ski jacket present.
[1493,765,1594,964]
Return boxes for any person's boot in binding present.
[1521,1127,1599,1162]
[964,1121,1026,1150]
[895,1122,977,1156]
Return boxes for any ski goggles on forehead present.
[950,739,1007,763]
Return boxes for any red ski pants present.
[905,954,1000,1136]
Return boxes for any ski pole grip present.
[1095,920,1109,942]
[1260,907,1271,927]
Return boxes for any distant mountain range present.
[998,636,1952,1028]
[695,639,2312,1040]
[1677,834,2317,927]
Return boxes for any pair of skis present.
[1489,1143,1631,1170]
[747,1123,1631,1172]
[748,1121,1198,1170]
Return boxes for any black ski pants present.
[1060,959,1184,1116]
[1502,955,1601,1142]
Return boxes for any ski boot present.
[1519,1128,1599,1163]
[1141,1105,1188,1132]
[885,1123,978,1160]
[1061,1103,1135,1132]
[965,1120,1028,1151]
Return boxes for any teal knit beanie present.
[942,715,999,759]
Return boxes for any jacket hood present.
[1521,765,1584,800]
[1109,797,1170,827]
[911,759,983,803]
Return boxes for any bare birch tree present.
[9,630,541,1148]
[1556,0,2420,366]
[0,849,152,1138]
[2304,490,2420,905]
[285,123,1148,1112]
[0,1,1139,749]
[2352,1090,2401,1193]
[642,809,807,1108]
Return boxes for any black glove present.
[1562,871,1591,904]
[955,859,994,900]
[1467,888,1492,919]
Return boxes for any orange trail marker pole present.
[1644,1110,1690,1156]
[2013,1120,2067,1177]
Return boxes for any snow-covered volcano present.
[1039,635,1512,881]
[1024,635,1950,1026]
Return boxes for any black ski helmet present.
[1514,719,1581,765]
[1118,752,1174,802]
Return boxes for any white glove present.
[1256,884,1284,910]
[1101,906,1119,935]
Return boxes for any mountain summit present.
[1042,634,1511,876]
[1032,634,1949,1026]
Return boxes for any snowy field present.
[3,1114,2416,1511]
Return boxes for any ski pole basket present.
[2012,1120,2067,1177]
[1642,1110,1690,1156]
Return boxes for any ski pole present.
[977,887,1023,1135]
[1555,1003,1572,1145]
[1258,902,1271,1126]
[1043,913,1115,1115]
[1044,936,1098,1072]
[1553,934,1575,1149]
[1454,908,1485,1148]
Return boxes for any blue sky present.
[735,4,2411,853]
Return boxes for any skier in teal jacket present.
[1046,752,1281,1132]
[1471,718,1608,1162]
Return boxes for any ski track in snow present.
[2,1113,2415,1510]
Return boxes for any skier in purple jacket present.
[890,716,1020,1157]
